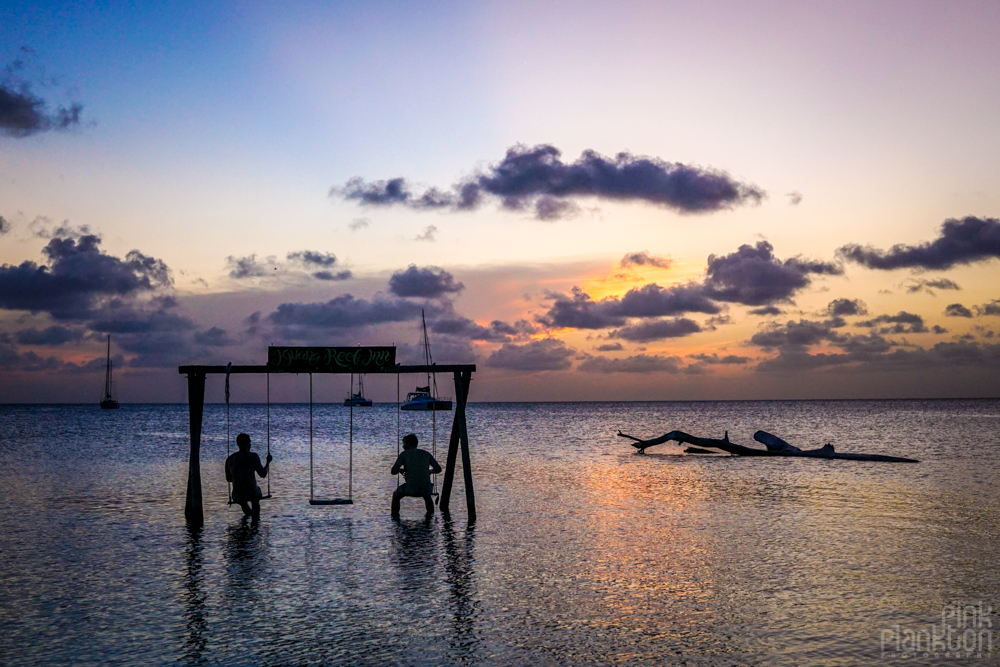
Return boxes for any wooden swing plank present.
[309,498,354,505]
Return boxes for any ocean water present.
[0,400,997,666]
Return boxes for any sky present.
[1,0,999,403]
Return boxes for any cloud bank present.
[333,144,765,220]
[838,216,1000,270]
[388,265,464,298]
[1,49,84,138]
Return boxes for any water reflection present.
[223,518,270,607]
[181,524,207,665]
[442,518,479,664]
[391,518,439,593]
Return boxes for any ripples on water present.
[0,400,997,666]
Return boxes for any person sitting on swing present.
[390,433,442,518]
[225,433,272,519]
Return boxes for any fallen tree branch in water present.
[617,429,919,462]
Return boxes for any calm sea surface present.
[0,400,997,666]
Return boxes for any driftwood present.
[617,429,919,463]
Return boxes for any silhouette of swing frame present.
[178,346,476,526]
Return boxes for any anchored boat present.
[100,335,119,409]
[343,374,373,407]
[401,310,452,411]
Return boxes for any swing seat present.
[228,494,272,506]
[309,498,354,505]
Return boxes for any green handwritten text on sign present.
[267,346,396,373]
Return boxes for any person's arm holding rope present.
[254,452,273,478]
[390,453,405,476]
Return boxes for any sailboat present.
[343,374,373,407]
[100,335,119,409]
[401,310,452,411]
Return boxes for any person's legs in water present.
[250,498,261,519]
[422,494,434,515]
[391,484,406,518]
[237,499,253,517]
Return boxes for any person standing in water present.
[390,433,442,519]
[225,433,271,519]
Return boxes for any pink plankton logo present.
[881,602,993,660]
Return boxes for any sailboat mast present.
[104,335,112,399]
[421,309,434,393]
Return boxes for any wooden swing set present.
[178,346,476,525]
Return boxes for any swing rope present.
[226,362,232,505]
[307,372,354,505]
[266,371,271,498]
[349,374,354,501]
[309,372,314,502]
[396,370,401,488]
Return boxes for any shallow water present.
[1,400,997,666]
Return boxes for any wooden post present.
[457,370,475,522]
[440,370,475,520]
[439,372,462,513]
[185,372,206,525]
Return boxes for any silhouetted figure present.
[225,433,271,519]
[391,433,442,519]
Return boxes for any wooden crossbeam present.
[178,364,476,375]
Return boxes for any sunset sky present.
[2,1,999,402]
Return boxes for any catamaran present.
[100,335,119,409]
[401,310,452,411]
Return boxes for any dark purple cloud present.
[88,306,195,335]
[287,250,338,267]
[619,251,672,269]
[539,242,836,333]
[313,270,352,281]
[334,144,765,220]
[903,277,961,294]
[485,339,574,371]
[838,216,1000,271]
[596,342,624,352]
[749,305,783,316]
[977,300,1000,317]
[539,288,627,330]
[856,311,928,334]
[0,216,10,235]
[388,265,464,298]
[226,254,277,279]
[0,234,171,320]
[945,303,973,318]
[750,318,846,350]
[689,353,751,365]
[577,353,682,374]
[756,339,1000,374]
[616,282,720,317]
[267,294,430,334]
[431,316,535,342]
[539,282,719,330]
[339,177,411,206]
[827,298,868,317]
[609,317,701,342]
[193,326,233,347]
[0,338,70,371]
[14,325,84,346]
[1,49,83,138]
[704,241,842,306]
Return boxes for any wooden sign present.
[267,346,396,373]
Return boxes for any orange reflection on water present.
[567,457,722,643]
